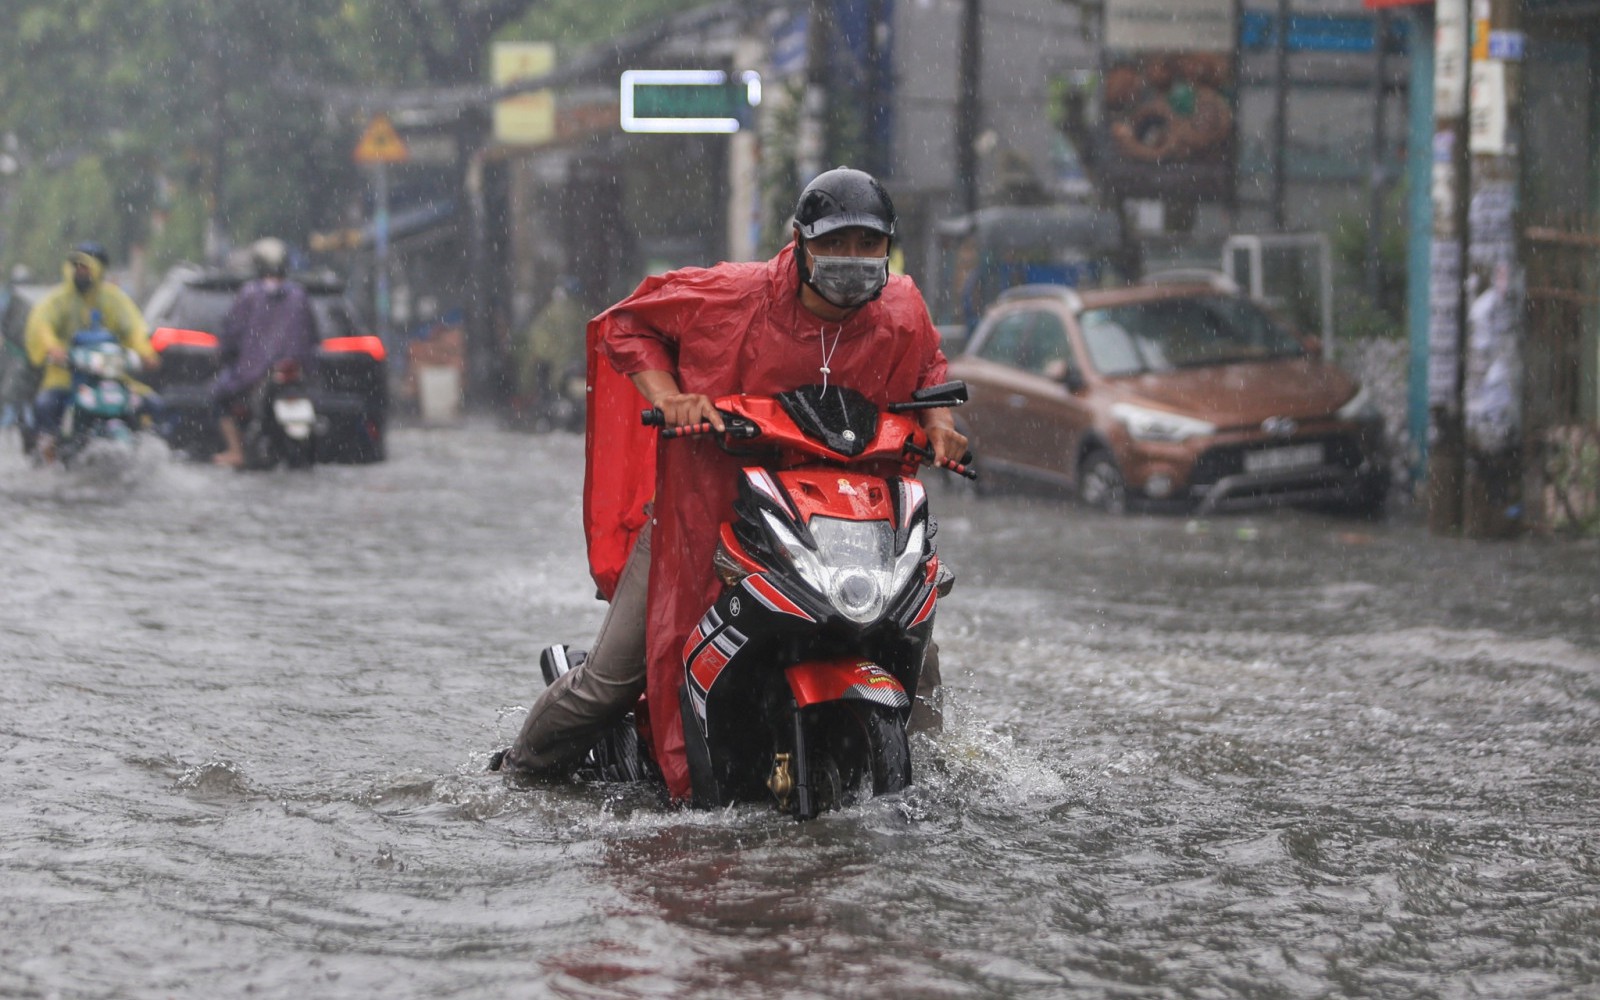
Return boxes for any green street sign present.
[620,69,762,134]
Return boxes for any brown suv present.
[947,279,1389,514]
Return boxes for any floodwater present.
[2,422,1598,999]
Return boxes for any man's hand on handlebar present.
[653,392,725,433]
[926,425,968,466]
[922,414,968,466]
[631,370,725,433]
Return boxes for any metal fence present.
[1525,217,1600,535]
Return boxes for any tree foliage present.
[0,0,579,278]
[0,0,717,281]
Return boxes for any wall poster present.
[1096,0,1238,202]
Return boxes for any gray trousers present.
[504,521,653,774]
[503,520,944,776]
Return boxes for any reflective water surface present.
[2,424,1597,999]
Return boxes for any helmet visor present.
[796,212,894,240]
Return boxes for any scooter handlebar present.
[642,405,977,477]
[639,408,719,439]
[902,439,979,480]
[938,456,979,481]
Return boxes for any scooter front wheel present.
[792,702,911,817]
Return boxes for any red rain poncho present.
[583,243,950,799]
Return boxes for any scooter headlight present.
[73,344,127,379]
[760,513,927,625]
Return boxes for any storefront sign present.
[1434,0,1467,115]
[1105,0,1234,50]
[493,42,555,146]
[1487,30,1525,60]
[1469,60,1508,155]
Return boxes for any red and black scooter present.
[546,380,975,819]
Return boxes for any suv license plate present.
[1244,443,1323,473]
[274,398,315,426]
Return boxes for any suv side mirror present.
[1042,359,1086,393]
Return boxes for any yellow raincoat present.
[24,250,155,392]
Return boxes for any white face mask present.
[807,252,889,308]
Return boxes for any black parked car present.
[143,264,388,463]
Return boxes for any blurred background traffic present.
[1,0,1595,534]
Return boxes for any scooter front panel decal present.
[689,640,731,692]
[683,619,749,695]
[786,658,909,710]
[743,574,815,622]
[744,467,787,508]
[898,478,926,523]
[712,626,748,659]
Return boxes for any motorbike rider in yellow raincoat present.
[24,242,159,462]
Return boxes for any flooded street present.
[2,421,1598,999]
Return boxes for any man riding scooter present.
[210,238,319,468]
[23,242,159,464]
[493,167,967,801]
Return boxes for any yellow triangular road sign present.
[354,114,409,164]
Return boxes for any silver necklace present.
[818,324,843,388]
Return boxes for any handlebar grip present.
[646,408,729,438]
[937,456,979,481]
[641,408,721,439]
[661,421,716,439]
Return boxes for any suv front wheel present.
[1078,450,1128,514]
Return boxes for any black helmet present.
[793,167,896,241]
[71,241,111,267]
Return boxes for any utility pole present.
[1271,0,1290,231]
[1365,10,1390,301]
[203,18,230,264]
[957,0,983,215]
[1426,0,1471,534]
[1460,0,1524,536]
[798,0,832,184]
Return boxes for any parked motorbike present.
[55,321,146,467]
[507,358,586,434]
[238,358,317,470]
[538,380,976,820]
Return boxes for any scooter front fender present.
[785,657,910,712]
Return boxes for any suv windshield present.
[163,284,358,342]
[1080,295,1306,375]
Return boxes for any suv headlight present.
[1336,385,1381,422]
[761,512,926,624]
[1111,402,1215,443]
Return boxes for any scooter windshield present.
[776,385,880,457]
